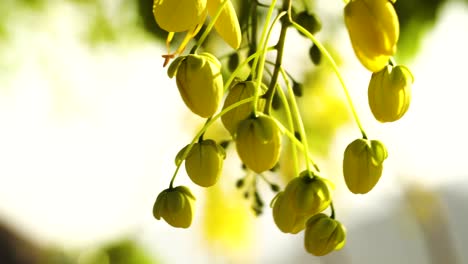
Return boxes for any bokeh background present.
[1,0,468,263]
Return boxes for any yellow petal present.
[153,0,207,32]
[207,0,242,49]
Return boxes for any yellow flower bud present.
[181,139,226,187]
[168,53,224,118]
[343,138,388,194]
[304,214,346,256]
[368,65,413,122]
[283,171,332,216]
[153,186,196,228]
[207,0,242,49]
[271,192,309,234]
[221,81,266,136]
[153,0,207,32]
[235,113,281,173]
[344,0,399,72]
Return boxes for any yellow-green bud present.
[304,214,346,256]
[343,138,388,194]
[235,113,281,173]
[344,0,399,72]
[284,171,332,216]
[153,0,207,32]
[153,186,196,228]
[271,192,309,234]
[221,81,266,136]
[207,0,242,49]
[368,65,413,122]
[168,53,224,118]
[180,139,226,187]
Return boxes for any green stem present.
[263,16,288,115]
[251,0,278,80]
[225,47,275,92]
[274,119,320,172]
[169,96,257,188]
[290,20,368,139]
[253,11,286,113]
[280,67,316,174]
[275,83,299,176]
[248,1,258,64]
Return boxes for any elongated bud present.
[343,138,388,194]
[153,0,207,32]
[304,214,346,256]
[271,192,309,234]
[283,171,332,215]
[344,0,399,72]
[207,0,242,49]
[368,65,413,122]
[153,186,196,228]
[235,113,281,173]
[181,139,226,187]
[221,81,265,136]
[168,53,224,118]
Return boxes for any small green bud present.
[294,131,301,141]
[344,0,399,72]
[227,52,240,72]
[169,53,224,118]
[219,140,230,149]
[182,139,226,187]
[271,192,309,234]
[271,90,282,110]
[295,11,322,36]
[270,184,280,192]
[283,171,332,215]
[368,65,413,122]
[153,186,196,228]
[304,214,346,256]
[235,178,244,188]
[153,0,207,32]
[343,138,388,194]
[292,82,304,97]
[235,113,282,173]
[309,44,321,65]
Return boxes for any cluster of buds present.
[342,0,414,194]
[344,0,414,121]
[271,171,344,255]
[150,0,415,257]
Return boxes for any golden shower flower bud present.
[221,81,266,136]
[235,113,281,173]
[271,192,309,234]
[368,65,413,122]
[153,0,207,32]
[153,186,196,228]
[181,139,226,187]
[343,138,388,194]
[207,0,242,49]
[344,0,399,72]
[283,171,332,216]
[168,53,224,118]
[304,214,346,256]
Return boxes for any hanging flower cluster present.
[343,0,414,195]
[151,0,414,257]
